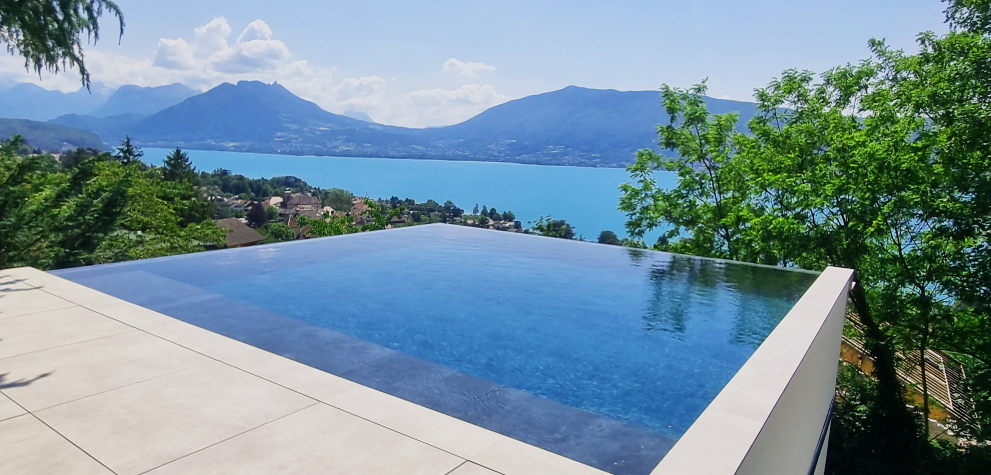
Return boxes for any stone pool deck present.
[0,267,607,475]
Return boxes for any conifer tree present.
[162,148,195,182]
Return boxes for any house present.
[261,196,283,209]
[215,218,265,248]
[285,194,321,209]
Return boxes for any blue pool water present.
[54,225,818,474]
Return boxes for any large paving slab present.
[145,404,464,475]
[0,392,26,422]
[0,330,211,411]
[35,360,317,475]
[0,307,134,360]
[0,414,113,475]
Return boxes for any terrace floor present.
[0,267,607,475]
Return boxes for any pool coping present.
[651,266,853,475]
[3,260,852,475]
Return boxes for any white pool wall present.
[651,266,853,475]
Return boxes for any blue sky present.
[0,0,949,127]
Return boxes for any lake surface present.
[145,148,675,241]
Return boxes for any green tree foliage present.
[266,222,295,242]
[323,188,353,212]
[0,0,124,88]
[58,147,102,169]
[298,198,403,237]
[532,216,575,239]
[162,147,195,182]
[619,3,991,469]
[619,80,745,261]
[114,136,142,165]
[266,205,279,221]
[246,202,267,228]
[297,214,357,237]
[0,137,126,268]
[597,230,620,245]
[501,210,515,222]
[620,238,646,249]
[0,135,222,268]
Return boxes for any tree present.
[246,202,267,228]
[532,216,575,239]
[266,205,279,221]
[297,214,358,237]
[0,0,125,88]
[266,223,295,242]
[502,210,515,221]
[472,203,479,215]
[323,188,353,212]
[621,238,646,249]
[620,51,991,470]
[619,80,746,262]
[162,147,195,183]
[59,147,102,169]
[301,198,403,237]
[597,230,620,245]
[1,135,222,268]
[488,207,499,220]
[114,136,143,165]
[480,205,488,217]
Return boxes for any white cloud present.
[443,58,496,79]
[322,79,508,127]
[193,17,231,59]
[0,18,510,127]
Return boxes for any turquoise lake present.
[146,148,675,241]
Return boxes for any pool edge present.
[650,266,853,475]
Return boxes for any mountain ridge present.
[45,81,762,167]
[90,83,199,118]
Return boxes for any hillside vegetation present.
[0,119,103,151]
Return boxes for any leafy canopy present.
[0,0,124,87]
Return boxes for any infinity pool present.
[54,224,818,475]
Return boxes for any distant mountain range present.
[6,79,761,166]
[88,84,198,118]
[0,83,115,121]
[0,82,197,122]
[0,119,103,151]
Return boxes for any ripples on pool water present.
[55,225,818,474]
[59,224,815,434]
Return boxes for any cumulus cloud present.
[443,58,496,79]
[0,18,509,127]
[149,17,295,76]
[324,79,509,127]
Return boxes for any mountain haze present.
[0,119,104,151]
[0,83,115,121]
[89,83,199,117]
[46,81,763,167]
[415,86,759,165]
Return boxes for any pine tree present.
[115,136,143,165]
[162,148,195,182]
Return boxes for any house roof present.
[215,218,265,247]
[285,194,321,207]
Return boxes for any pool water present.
[54,224,818,475]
